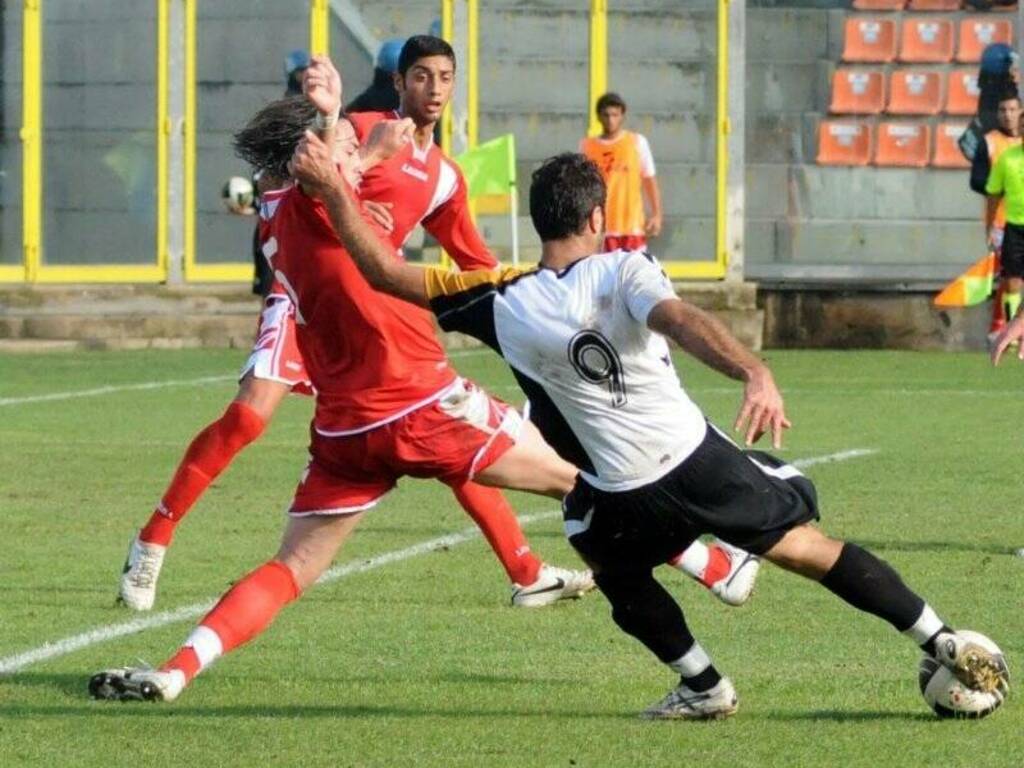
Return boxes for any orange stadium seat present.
[830,69,886,114]
[853,0,906,9]
[874,122,931,166]
[933,123,971,167]
[817,120,873,165]
[945,69,980,114]
[957,18,1013,63]
[907,0,961,10]
[886,70,943,114]
[843,18,898,63]
[899,19,954,62]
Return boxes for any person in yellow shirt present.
[973,91,1022,337]
[579,92,662,252]
[986,107,1024,328]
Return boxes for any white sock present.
[185,625,224,674]
[902,604,944,647]
[670,540,709,580]
[668,642,712,678]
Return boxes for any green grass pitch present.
[0,347,1022,767]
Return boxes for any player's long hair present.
[233,96,320,180]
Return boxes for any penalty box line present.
[0,448,876,676]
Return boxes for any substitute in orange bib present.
[579,92,662,252]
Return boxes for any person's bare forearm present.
[642,176,662,219]
[986,196,1001,232]
[318,182,428,306]
[648,299,765,383]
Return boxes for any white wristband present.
[314,109,339,131]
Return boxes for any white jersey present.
[424,250,708,491]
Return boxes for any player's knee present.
[763,524,841,578]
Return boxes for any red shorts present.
[239,294,313,395]
[289,379,522,516]
[604,234,647,252]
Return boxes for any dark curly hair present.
[233,95,324,180]
[529,153,607,242]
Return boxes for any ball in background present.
[221,176,255,213]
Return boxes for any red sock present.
[699,545,732,588]
[161,560,300,684]
[449,481,542,586]
[140,401,266,546]
[991,283,1006,334]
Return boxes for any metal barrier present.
[5,0,735,283]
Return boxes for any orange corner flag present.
[933,253,998,308]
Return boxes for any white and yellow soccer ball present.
[919,631,1009,719]
[221,175,255,213]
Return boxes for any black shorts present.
[1001,222,1024,278]
[562,424,820,569]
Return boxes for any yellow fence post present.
[310,0,329,56]
[156,0,170,279]
[440,0,454,159]
[183,0,197,280]
[21,0,43,282]
[588,0,607,138]
[715,0,730,276]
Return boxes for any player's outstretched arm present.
[648,298,791,448]
[290,130,429,308]
[991,310,1024,364]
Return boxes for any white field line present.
[0,349,491,408]
[0,511,556,676]
[0,446,876,677]
[0,375,237,407]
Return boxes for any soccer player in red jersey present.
[90,72,595,703]
[118,44,585,611]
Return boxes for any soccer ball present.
[221,175,254,212]
[919,631,1009,719]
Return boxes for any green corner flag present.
[455,134,516,198]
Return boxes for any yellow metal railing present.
[663,0,729,279]
[156,0,170,278]
[7,1,732,283]
[19,0,42,283]
[310,0,330,56]
[588,0,607,138]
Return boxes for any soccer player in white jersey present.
[290,144,1009,719]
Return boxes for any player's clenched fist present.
[302,54,342,119]
[290,131,340,197]
[364,118,415,165]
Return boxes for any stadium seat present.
[957,18,1013,63]
[874,122,931,166]
[817,120,873,165]
[898,19,954,62]
[933,123,971,167]
[842,18,898,63]
[853,0,906,9]
[945,69,980,114]
[830,69,886,114]
[907,0,961,9]
[886,70,943,114]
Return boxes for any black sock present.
[682,667,721,693]
[594,568,718,683]
[820,543,928,633]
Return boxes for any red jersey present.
[259,184,456,435]
[348,110,495,270]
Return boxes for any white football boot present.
[88,667,185,703]
[118,534,166,611]
[641,677,738,721]
[706,540,760,607]
[511,564,595,608]
[933,631,1010,694]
